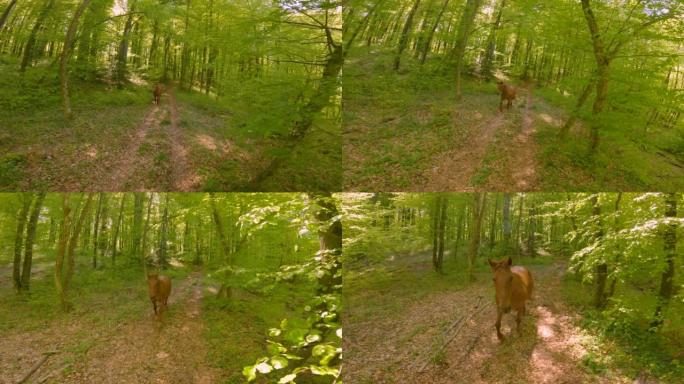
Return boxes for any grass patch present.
[0,260,187,333]
[344,48,684,190]
[561,274,684,382]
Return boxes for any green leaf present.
[242,365,257,382]
[256,361,273,374]
[271,355,289,370]
[310,365,339,377]
[305,333,321,343]
[278,373,297,383]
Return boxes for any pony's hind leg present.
[516,309,523,335]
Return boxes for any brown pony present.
[496,80,516,112]
[153,83,163,105]
[489,257,533,340]
[147,273,172,320]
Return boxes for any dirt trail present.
[167,88,201,191]
[423,111,506,191]
[0,272,218,384]
[101,104,162,191]
[100,86,200,191]
[344,260,630,384]
[421,86,539,191]
[487,86,539,191]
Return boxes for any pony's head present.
[489,257,514,313]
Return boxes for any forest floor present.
[343,50,684,191]
[0,270,219,384]
[0,61,341,191]
[344,253,643,384]
[99,86,203,191]
[426,84,539,191]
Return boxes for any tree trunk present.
[0,0,18,30]
[502,193,511,249]
[64,194,94,300]
[110,194,126,265]
[453,0,483,98]
[432,196,440,270]
[60,0,93,119]
[309,192,342,294]
[559,77,595,136]
[591,194,607,308]
[652,193,677,327]
[158,193,169,268]
[20,193,46,291]
[489,195,499,250]
[580,0,611,152]
[13,195,32,291]
[131,192,144,258]
[514,194,524,254]
[92,193,103,268]
[527,203,536,257]
[291,42,343,137]
[115,1,136,84]
[55,195,74,311]
[20,0,55,72]
[607,192,622,297]
[481,0,506,79]
[419,0,449,64]
[467,192,486,281]
[436,195,447,273]
[141,193,154,270]
[393,0,421,71]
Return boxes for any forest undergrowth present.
[343,50,684,191]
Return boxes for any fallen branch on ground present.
[16,350,58,384]
[458,334,481,364]
[418,296,487,372]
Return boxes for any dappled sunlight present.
[196,134,218,150]
[536,306,557,339]
[537,112,561,126]
[526,304,590,383]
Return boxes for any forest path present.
[424,108,506,191]
[0,272,218,384]
[101,86,201,191]
[345,259,631,384]
[167,88,201,191]
[420,85,540,191]
[486,86,539,191]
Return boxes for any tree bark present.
[111,194,126,265]
[20,0,55,72]
[591,194,607,308]
[64,194,94,300]
[393,0,421,71]
[467,192,486,281]
[131,192,144,257]
[419,0,449,64]
[309,192,342,294]
[60,0,93,119]
[453,0,483,98]
[652,193,678,327]
[20,192,46,291]
[481,0,506,79]
[55,195,74,311]
[13,195,32,291]
[559,77,595,136]
[580,0,611,151]
[0,0,18,30]
[502,193,511,249]
[114,0,136,84]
